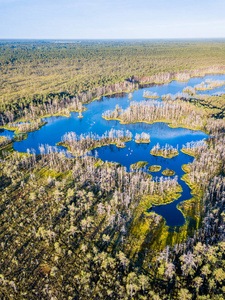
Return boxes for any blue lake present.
[1,74,225,226]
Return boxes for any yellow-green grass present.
[135,139,151,144]
[0,134,27,156]
[116,143,126,148]
[195,87,214,91]
[179,164,205,228]
[168,123,205,132]
[57,137,132,155]
[0,107,88,132]
[102,115,206,132]
[195,83,225,91]
[143,95,160,99]
[0,142,16,158]
[148,185,182,206]
[130,161,149,170]
[148,165,161,172]
[180,148,197,157]
[126,183,183,256]
[181,164,203,199]
[1,121,47,134]
[0,136,8,143]
[138,71,225,86]
[93,158,105,168]
[125,142,217,256]
[150,149,179,159]
[162,169,175,176]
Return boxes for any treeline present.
[103,99,207,130]
[0,81,136,127]
[4,120,46,134]
[184,94,225,119]
[131,66,225,84]
[194,79,225,91]
[182,135,225,188]
[0,136,12,148]
[151,143,179,158]
[57,129,133,156]
[1,40,225,123]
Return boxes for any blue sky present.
[0,0,225,39]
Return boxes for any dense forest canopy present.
[1,39,225,112]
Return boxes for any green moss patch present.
[130,161,149,170]
[148,165,162,172]
[162,169,175,176]
[150,149,179,159]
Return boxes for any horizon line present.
[1,37,225,41]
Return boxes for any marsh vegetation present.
[162,169,175,176]
[1,40,225,299]
[148,165,162,172]
[130,161,149,170]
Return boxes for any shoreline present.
[150,149,179,159]
[57,137,132,155]
[103,116,207,133]
[1,69,225,129]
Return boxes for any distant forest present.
[1,39,225,114]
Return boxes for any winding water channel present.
[1,74,225,226]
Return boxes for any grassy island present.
[162,169,175,176]
[143,95,160,99]
[57,129,132,157]
[1,121,47,134]
[148,165,162,172]
[142,183,182,206]
[102,98,210,132]
[130,161,149,170]
[143,91,160,99]
[58,136,131,156]
[134,133,151,144]
[194,80,225,91]
[150,146,179,159]
[181,148,197,157]
[135,138,151,144]
[116,142,126,148]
